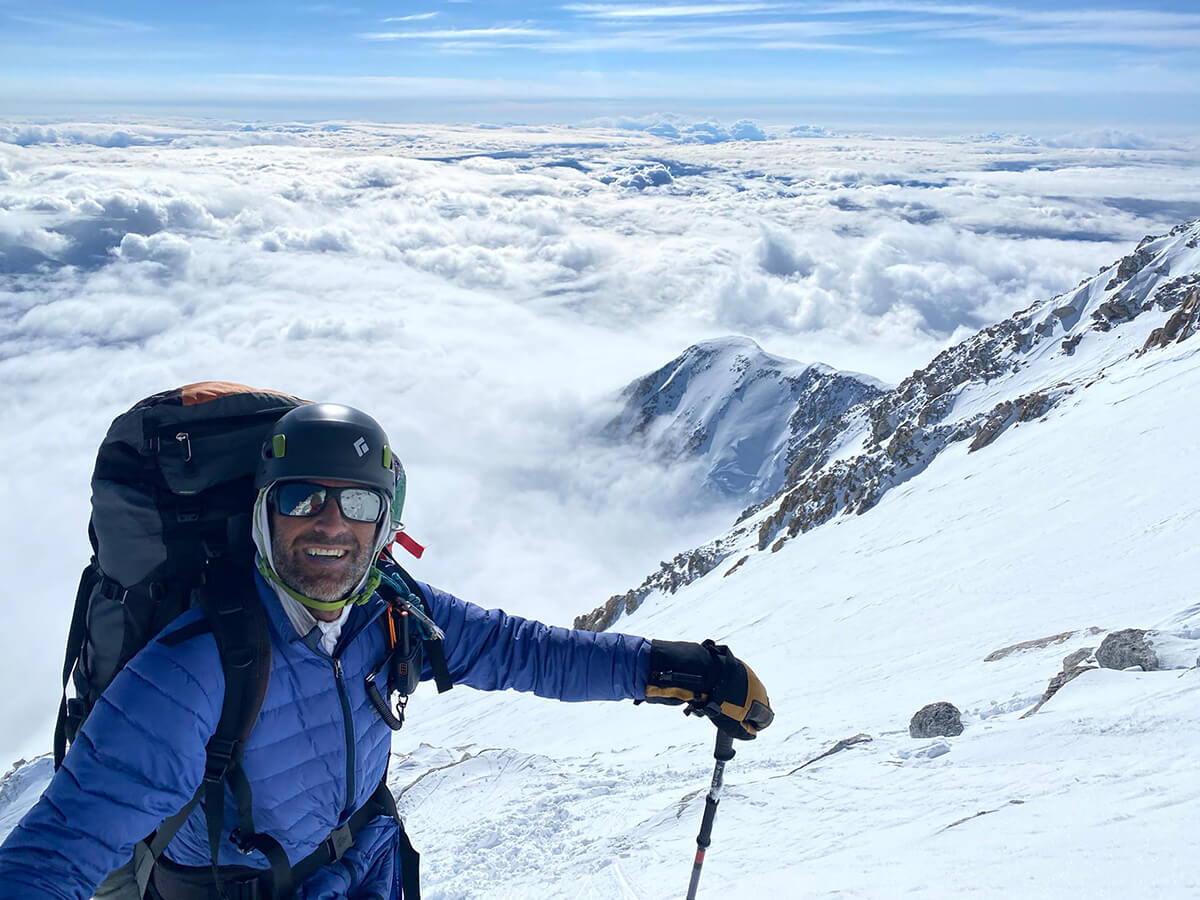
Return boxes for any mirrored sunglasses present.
[271,482,385,524]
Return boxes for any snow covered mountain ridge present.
[577,218,1200,632]
[602,336,885,501]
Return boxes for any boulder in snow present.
[1096,629,1159,671]
[909,701,963,738]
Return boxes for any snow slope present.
[385,327,1200,898]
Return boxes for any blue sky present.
[2,1,1199,129]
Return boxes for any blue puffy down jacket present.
[0,573,651,899]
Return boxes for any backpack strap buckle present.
[204,737,240,784]
[325,823,354,861]
[96,575,128,605]
[228,827,256,855]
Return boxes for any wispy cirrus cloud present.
[358,25,556,41]
[382,12,440,22]
[302,4,363,14]
[807,2,1200,48]
[354,2,1200,55]
[7,12,155,33]
[563,3,793,18]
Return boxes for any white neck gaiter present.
[251,488,372,655]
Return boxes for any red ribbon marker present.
[392,531,426,559]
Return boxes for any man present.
[0,403,772,899]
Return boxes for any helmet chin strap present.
[251,487,390,613]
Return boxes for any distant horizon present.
[3,108,1198,144]
[3,0,1199,131]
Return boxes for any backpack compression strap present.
[53,560,101,770]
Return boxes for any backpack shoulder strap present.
[136,559,289,898]
[196,559,294,895]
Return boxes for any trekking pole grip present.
[714,730,736,763]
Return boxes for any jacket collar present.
[254,570,386,657]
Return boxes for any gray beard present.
[270,530,375,603]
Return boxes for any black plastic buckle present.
[229,827,256,855]
[326,824,354,861]
[204,737,239,783]
[97,577,127,605]
[176,503,201,524]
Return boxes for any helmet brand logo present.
[354,437,369,457]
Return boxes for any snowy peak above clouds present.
[578,218,1200,632]
[603,336,885,502]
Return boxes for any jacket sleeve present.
[0,617,223,900]
[417,583,650,701]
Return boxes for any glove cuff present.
[644,640,717,704]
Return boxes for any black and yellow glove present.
[644,639,774,740]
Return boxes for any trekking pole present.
[686,730,736,899]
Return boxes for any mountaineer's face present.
[269,478,380,608]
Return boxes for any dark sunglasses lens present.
[338,489,383,523]
[275,483,327,517]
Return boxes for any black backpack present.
[54,382,450,899]
[55,381,306,764]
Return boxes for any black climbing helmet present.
[256,403,405,528]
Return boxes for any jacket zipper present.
[331,656,357,824]
[313,600,386,825]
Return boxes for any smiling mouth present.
[305,548,347,559]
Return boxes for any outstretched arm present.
[418,583,650,701]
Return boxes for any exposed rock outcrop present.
[573,540,731,631]
[1141,285,1200,353]
[984,627,1103,662]
[1021,648,1097,718]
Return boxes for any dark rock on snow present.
[909,701,964,738]
[1096,629,1159,671]
[1061,647,1094,670]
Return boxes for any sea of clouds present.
[2,117,1199,762]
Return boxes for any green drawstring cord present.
[255,555,383,614]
